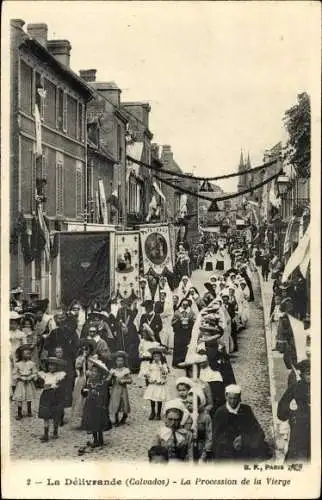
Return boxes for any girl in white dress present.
[144,346,169,420]
[13,344,38,420]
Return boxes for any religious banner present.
[140,224,173,274]
[114,231,140,300]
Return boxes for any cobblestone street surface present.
[10,268,273,462]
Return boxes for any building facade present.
[10,20,94,296]
[79,70,128,228]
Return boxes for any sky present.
[3,1,320,192]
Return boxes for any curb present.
[253,262,288,463]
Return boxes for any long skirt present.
[82,397,111,433]
[70,374,86,423]
[172,325,192,367]
[109,384,131,418]
[216,260,224,271]
[38,388,65,421]
[13,380,36,403]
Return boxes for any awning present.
[126,142,144,181]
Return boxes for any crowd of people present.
[9,231,310,463]
[252,243,310,462]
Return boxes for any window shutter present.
[76,161,83,218]
[42,148,48,213]
[63,91,67,132]
[56,152,64,215]
[31,146,37,213]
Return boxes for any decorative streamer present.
[127,154,279,182]
[154,169,283,203]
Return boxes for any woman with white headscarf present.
[176,276,193,302]
[237,279,250,327]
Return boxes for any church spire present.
[239,149,245,170]
[246,152,251,170]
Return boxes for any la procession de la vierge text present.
[42,477,292,487]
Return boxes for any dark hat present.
[44,357,67,368]
[16,343,35,355]
[148,345,166,355]
[27,291,40,298]
[21,313,36,327]
[143,300,154,308]
[112,350,129,359]
[80,338,96,352]
[296,359,310,373]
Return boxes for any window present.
[128,175,137,213]
[34,71,45,118]
[56,88,64,130]
[41,147,48,213]
[63,92,67,132]
[43,78,56,127]
[20,59,33,115]
[117,124,122,161]
[78,102,85,142]
[56,152,64,215]
[67,95,77,138]
[76,161,83,218]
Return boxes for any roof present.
[20,37,94,100]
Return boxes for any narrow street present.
[10,267,273,462]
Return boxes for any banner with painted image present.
[115,231,140,299]
[140,224,173,275]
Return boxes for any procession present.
[7,5,312,467]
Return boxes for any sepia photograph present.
[1,1,320,498]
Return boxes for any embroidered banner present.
[115,231,140,299]
[140,224,173,274]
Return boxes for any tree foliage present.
[283,92,311,178]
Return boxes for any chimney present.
[11,19,25,29]
[27,23,48,47]
[91,82,121,107]
[47,39,71,67]
[79,69,97,82]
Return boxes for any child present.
[70,339,96,429]
[12,344,38,419]
[10,311,26,398]
[148,445,169,463]
[138,332,160,386]
[109,351,132,426]
[81,358,112,448]
[152,400,193,461]
[175,376,194,410]
[38,357,67,442]
[144,346,169,420]
[21,314,40,369]
[186,389,213,462]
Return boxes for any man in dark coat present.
[116,299,140,373]
[139,300,163,345]
[213,385,270,460]
[277,359,310,461]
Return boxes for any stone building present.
[10,20,94,297]
[79,70,128,228]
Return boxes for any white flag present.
[35,104,42,158]
[299,241,310,278]
[37,203,50,262]
[282,224,310,282]
[288,314,307,363]
[269,180,281,208]
[152,180,166,201]
[98,180,108,225]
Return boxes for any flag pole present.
[192,362,199,462]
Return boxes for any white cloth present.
[200,366,223,383]
[38,371,66,385]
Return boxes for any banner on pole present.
[115,231,140,299]
[140,224,173,274]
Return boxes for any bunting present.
[282,223,310,282]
